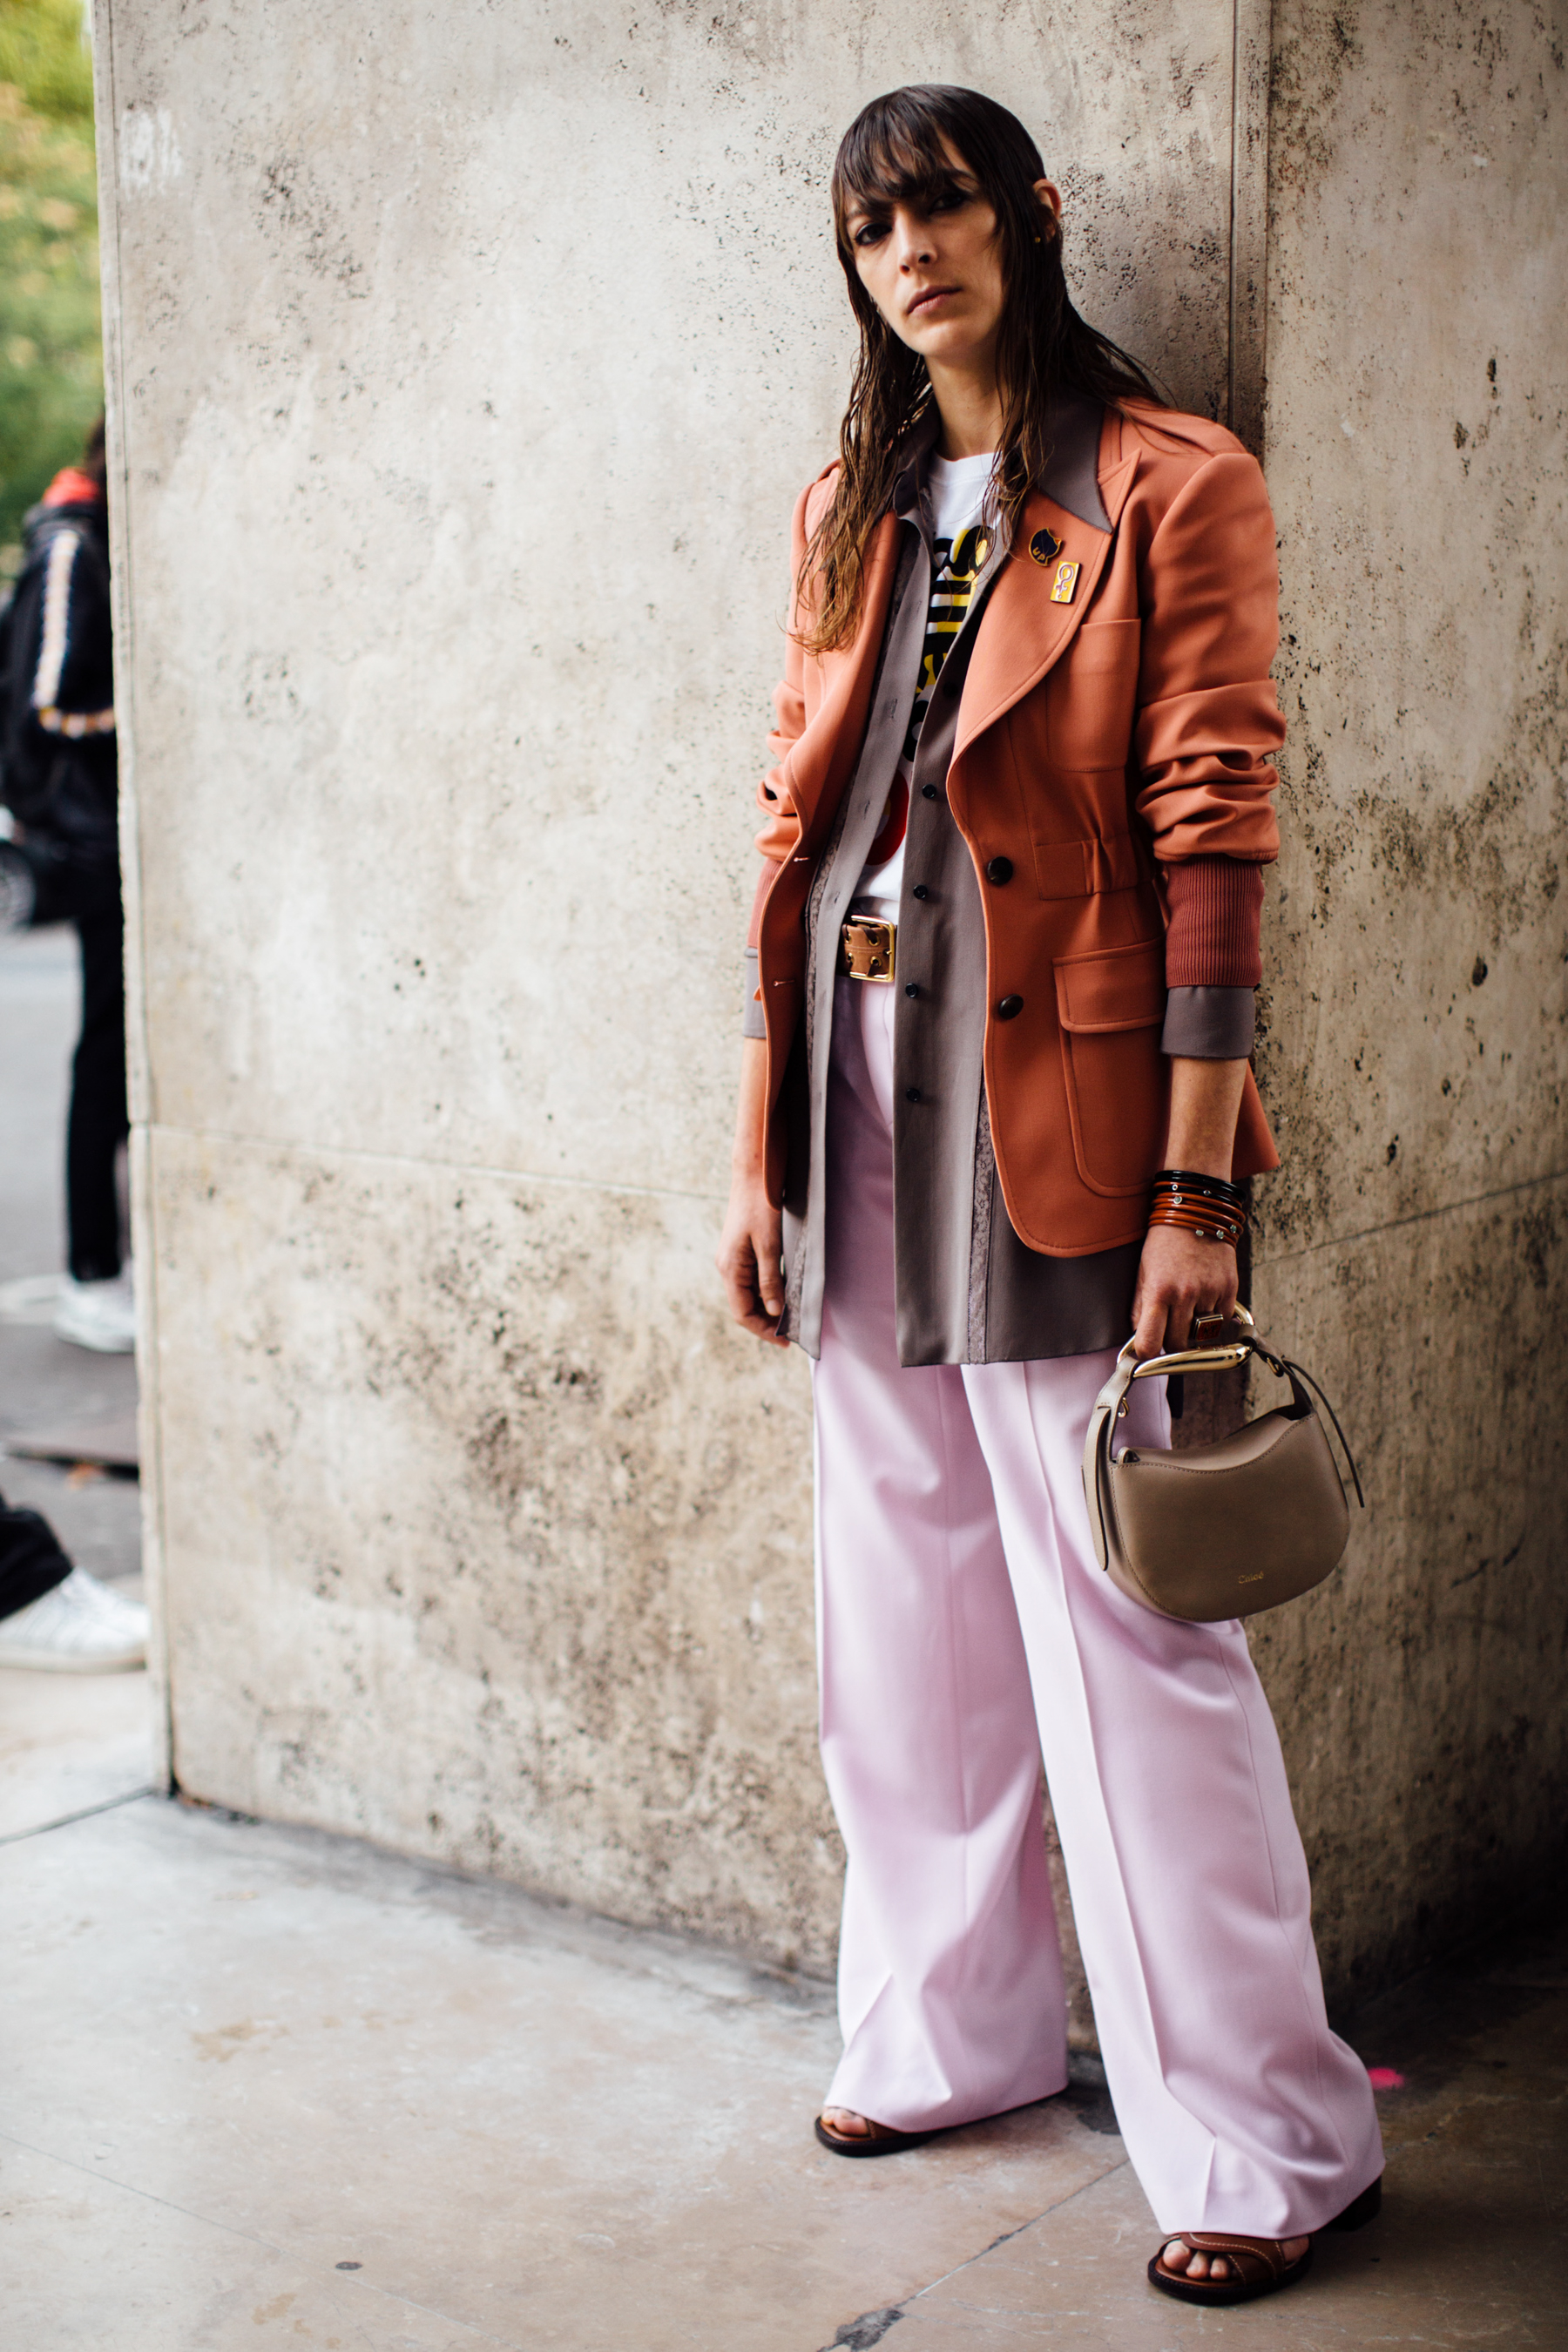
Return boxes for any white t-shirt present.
[854,449,997,920]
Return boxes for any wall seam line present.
[142,1121,730,1206]
[1258,1166,1568,1267]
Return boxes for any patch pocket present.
[1044,618,1142,772]
[1054,938,1167,1197]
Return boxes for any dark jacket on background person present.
[1,468,118,872]
[2,465,128,1287]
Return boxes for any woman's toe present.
[1161,2238,1197,2275]
[821,2107,870,2136]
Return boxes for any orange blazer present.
[747,402,1284,1257]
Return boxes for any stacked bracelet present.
[1146,1167,1248,1248]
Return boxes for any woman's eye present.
[854,220,888,247]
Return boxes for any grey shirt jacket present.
[742,402,1254,1370]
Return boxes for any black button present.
[911,883,929,901]
[985,856,1014,886]
[904,982,919,998]
[905,1087,923,1104]
[996,994,1024,1020]
[922,782,939,800]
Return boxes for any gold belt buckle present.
[841,917,896,983]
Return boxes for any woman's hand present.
[1130,1051,1247,1358]
[716,1170,789,1345]
[716,1037,790,1347]
[1130,1224,1238,1360]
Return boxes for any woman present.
[715,85,1382,2308]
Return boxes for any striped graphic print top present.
[854,448,995,918]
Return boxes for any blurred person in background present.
[0,1484,146,1673]
[0,411,134,1354]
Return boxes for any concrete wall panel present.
[151,1123,835,1958]
[1254,0,1567,1989]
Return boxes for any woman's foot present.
[1148,2180,1380,2304]
[814,2106,938,2156]
[1158,2234,1308,2284]
[1147,2233,1311,2304]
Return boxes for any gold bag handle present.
[1083,1306,1363,1579]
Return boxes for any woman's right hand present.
[718,1037,789,1346]
[716,1170,788,1345]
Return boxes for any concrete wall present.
[96,0,1565,2004]
[1250,0,1568,1997]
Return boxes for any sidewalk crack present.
[816,2153,1130,2350]
[0,1783,158,1847]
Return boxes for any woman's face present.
[842,139,1059,378]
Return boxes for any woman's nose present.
[893,211,933,267]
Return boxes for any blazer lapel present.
[954,417,1139,761]
[783,511,902,848]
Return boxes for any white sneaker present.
[0,1568,149,1672]
[53,1273,137,1354]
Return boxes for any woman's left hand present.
[1130,1224,1238,1360]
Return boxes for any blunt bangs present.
[830,84,1047,253]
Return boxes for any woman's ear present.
[1032,179,1063,240]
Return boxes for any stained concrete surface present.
[2,1727,1564,2351]
[1251,0,1568,2005]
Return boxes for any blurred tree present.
[0,0,101,565]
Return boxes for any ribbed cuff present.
[1164,855,1266,988]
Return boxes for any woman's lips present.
[907,286,960,317]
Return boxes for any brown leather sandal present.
[1147,2231,1312,2304]
[1147,2175,1381,2306]
[814,2112,940,2158]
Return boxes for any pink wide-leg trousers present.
[812,977,1382,2236]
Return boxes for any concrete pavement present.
[3,1759,1565,2350]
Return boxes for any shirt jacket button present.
[922,783,939,800]
[996,995,1024,1020]
[985,856,1014,886]
[904,983,919,998]
[911,883,929,901]
[905,1087,923,1103]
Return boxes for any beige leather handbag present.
[1081,1307,1363,1622]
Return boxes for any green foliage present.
[0,0,102,561]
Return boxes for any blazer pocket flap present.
[1055,940,1166,1032]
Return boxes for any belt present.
[839,916,896,983]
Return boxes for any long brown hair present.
[801,85,1165,654]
